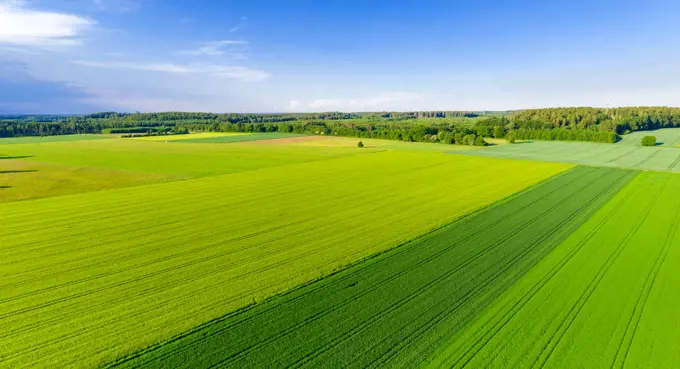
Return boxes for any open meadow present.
[3,129,680,368]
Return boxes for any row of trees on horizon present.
[0,107,677,144]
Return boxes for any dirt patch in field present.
[240,135,332,145]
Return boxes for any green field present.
[465,140,680,171]
[0,159,176,203]
[132,132,247,141]
[618,128,680,146]
[0,138,369,178]
[175,132,308,143]
[0,135,112,145]
[110,167,634,368]
[4,128,680,369]
[0,150,566,368]
[428,171,680,368]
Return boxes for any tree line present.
[3,107,680,145]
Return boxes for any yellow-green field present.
[132,132,247,141]
[0,159,175,203]
[0,151,568,368]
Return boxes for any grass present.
[0,151,568,368]
[132,132,248,141]
[0,159,176,203]
[427,171,680,368]
[0,138,370,177]
[108,166,634,369]
[0,135,112,145]
[618,128,680,146]
[175,132,307,143]
[277,135,483,153]
[465,140,680,171]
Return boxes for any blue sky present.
[1,0,680,113]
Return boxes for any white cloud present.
[178,40,248,57]
[211,66,269,81]
[0,0,94,47]
[73,60,194,73]
[308,93,428,111]
[72,59,270,81]
[287,100,300,109]
[309,98,351,110]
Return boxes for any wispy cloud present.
[73,60,194,73]
[72,60,270,81]
[288,100,301,110]
[178,40,248,57]
[308,93,428,111]
[0,0,94,47]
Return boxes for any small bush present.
[641,136,656,146]
[357,141,364,148]
[506,131,516,144]
[474,136,487,146]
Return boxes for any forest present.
[1,107,678,144]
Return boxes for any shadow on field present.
[0,169,38,174]
[0,185,11,189]
[0,155,35,160]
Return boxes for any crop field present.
[0,138,370,178]
[5,129,680,369]
[0,150,566,368]
[111,167,635,368]
[131,132,249,141]
[465,140,680,171]
[175,132,308,143]
[0,158,175,202]
[618,128,680,146]
[0,135,112,145]
[428,171,680,368]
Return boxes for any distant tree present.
[506,131,516,144]
[357,140,364,148]
[474,136,487,146]
[493,126,507,138]
[641,136,656,146]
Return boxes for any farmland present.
[618,128,680,146]
[465,140,680,172]
[4,125,680,369]
[428,171,680,368]
[0,148,566,368]
[111,167,635,368]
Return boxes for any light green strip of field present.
[618,128,680,146]
[0,138,371,177]
[428,171,680,368]
[0,135,112,145]
[174,132,307,143]
[131,132,248,141]
[465,140,680,172]
[0,159,177,203]
[0,152,569,368]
